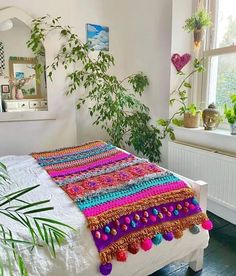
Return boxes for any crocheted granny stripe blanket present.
[32,141,212,276]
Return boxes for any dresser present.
[4,99,48,112]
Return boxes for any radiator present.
[168,141,236,225]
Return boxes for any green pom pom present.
[190,225,200,234]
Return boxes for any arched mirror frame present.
[0,7,55,122]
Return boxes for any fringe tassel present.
[99,212,207,263]
[88,188,194,230]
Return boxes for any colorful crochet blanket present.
[32,141,212,275]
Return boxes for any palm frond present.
[0,180,75,275]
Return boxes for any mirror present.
[0,11,48,113]
[9,56,45,99]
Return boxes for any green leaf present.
[184,82,192,88]
[0,185,40,207]
[157,119,168,127]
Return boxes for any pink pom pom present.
[141,239,152,251]
[102,234,108,241]
[202,220,213,230]
[150,215,157,222]
[189,204,196,210]
[124,217,131,224]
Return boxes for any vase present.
[193,29,204,48]
[184,112,200,128]
[15,88,24,100]
[202,103,221,130]
[230,122,236,135]
[11,86,16,99]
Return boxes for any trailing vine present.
[157,58,205,140]
[27,16,162,162]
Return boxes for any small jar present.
[202,103,220,130]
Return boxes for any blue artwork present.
[86,23,109,51]
[15,72,24,80]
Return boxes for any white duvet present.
[0,155,209,276]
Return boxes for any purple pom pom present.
[99,263,112,275]
[163,232,174,241]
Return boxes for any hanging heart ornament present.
[171,53,191,72]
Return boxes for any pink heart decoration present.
[171,53,191,72]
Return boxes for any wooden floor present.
[150,212,236,276]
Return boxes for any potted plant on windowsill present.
[183,104,201,128]
[224,94,236,135]
[183,9,212,48]
[157,58,204,140]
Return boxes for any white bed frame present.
[188,179,208,272]
[176,175,208,272]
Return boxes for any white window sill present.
[174,126,234,136]
[173,126,236,156]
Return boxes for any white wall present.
[0,0,173,166]
[74,0,173,167]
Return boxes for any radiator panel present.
[168,142,236,221]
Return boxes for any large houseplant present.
[27,16,163,162]
[183,9,212,48]
[0,162,73,275]
[224,94,236,135]
[157,58,205,140]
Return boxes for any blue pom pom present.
[174,210,179,216]
[152,233,163,245]
[131,220,136,228]
[192,198,199,206]
[104,226,111,234]
[152,208,159,215]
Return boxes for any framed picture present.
[15,71,24,80]
[1,84,9,93]
[86,23,109,51]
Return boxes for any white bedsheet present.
[0,155,209,276]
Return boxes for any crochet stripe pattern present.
[32,141,212,275]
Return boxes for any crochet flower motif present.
[99,175,115,186]
[116,171,131,181]
[146,163,160,171]
[82,179,101,191]
[63,183,85,199]
[129,166,145,176]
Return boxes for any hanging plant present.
[183,9,212,48]
[27,16,163,162]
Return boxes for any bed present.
[0,144,209,276]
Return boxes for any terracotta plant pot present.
[184,112,200,128]
[193,29,204,48]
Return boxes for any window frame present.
[197,0,236,129]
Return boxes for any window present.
[202,0,236,113]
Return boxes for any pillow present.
[0,162,12,195]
